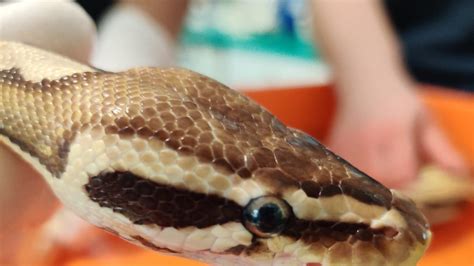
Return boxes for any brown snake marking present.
[85,171,398,241]
[0,68,395,207]
[0,42,431,265]
[85,171,243,229]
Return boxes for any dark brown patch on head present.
[319,184,342,197]
[237,167,252,178]
[85,171,243,228]
[301,180,321,197]
[300,172,392,208]
[339,177,392,208]
[338,161,393,208]
[274,148,394,208]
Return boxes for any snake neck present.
[0,68,105,176]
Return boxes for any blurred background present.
[77,0,473,91]
[79,0,329,89]
[1,0,473,265]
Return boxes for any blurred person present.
[311,1,470,188]
[85,0,469,188]
[313,0,466,187]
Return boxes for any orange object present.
[58,85,473,266]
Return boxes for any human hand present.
[328,79,468,189]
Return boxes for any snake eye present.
[242,196,291,237]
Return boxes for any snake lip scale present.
[0,41,431,266]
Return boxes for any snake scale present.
[0,41,430,265]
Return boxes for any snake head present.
[208,126,432,266]
[0,47,431,266]
[77,68,430,266]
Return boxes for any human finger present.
[419,114,469,177]
[371,126,419,188]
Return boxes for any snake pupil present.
[256,203,283,232]
[243,196,291,237]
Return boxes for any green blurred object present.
[178,0,329,88]
[181,27,319,61]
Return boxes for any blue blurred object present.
[277,0,296,36]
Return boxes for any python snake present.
[0,41,431,265]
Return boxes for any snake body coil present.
[0,42,430,265]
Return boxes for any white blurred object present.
[0,1,95,63]
[185,0,276,37]
[208,0,278,38]
[92,4,176,71]
[180,46,330,90]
